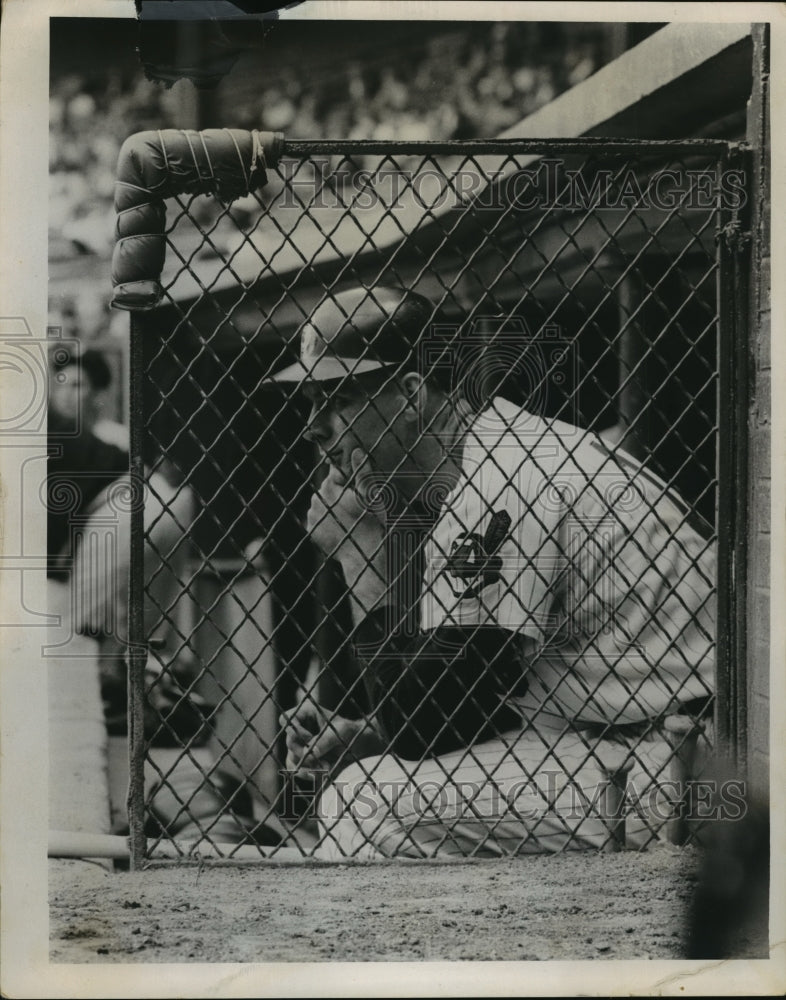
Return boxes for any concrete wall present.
[745,25,770,798]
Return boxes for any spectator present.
[47,347,129,575]
[47,344,201,741]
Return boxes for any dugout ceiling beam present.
[499,22,752,143]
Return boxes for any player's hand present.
[306,450,389,621]
[280,700,324,773]
[280,702,384,778]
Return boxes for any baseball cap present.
[269,286,434,383]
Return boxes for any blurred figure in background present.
[47,343,198,734]
[48,346,129,578]
[48,343,278,845]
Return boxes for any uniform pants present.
[315,725,692,859]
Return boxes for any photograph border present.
[1,1,783,996]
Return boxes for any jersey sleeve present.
[519,436,716,723]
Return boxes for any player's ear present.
[398,371,427,423]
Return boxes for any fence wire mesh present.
[122,137,742,861]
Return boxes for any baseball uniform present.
[420,396,715,726]
[316,396,715,857]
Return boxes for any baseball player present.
[275,285,715,857]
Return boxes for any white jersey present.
[420,398,715,725]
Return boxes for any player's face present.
[303,374,414,490]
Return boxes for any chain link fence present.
[112,134,748,863]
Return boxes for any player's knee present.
[316,754,402,826]
[315,779,342,830]
[316,757,376,823]
[316,761,362,827]
[334,754,386,783]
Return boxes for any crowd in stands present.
[51,24,602,250]
[250,24,599,143]
[49,22,608,342]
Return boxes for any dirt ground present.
[50,845,715,964]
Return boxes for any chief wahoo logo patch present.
[444,509,512,598]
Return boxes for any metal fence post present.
[714,143,752,775]
[126,312,148,868]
